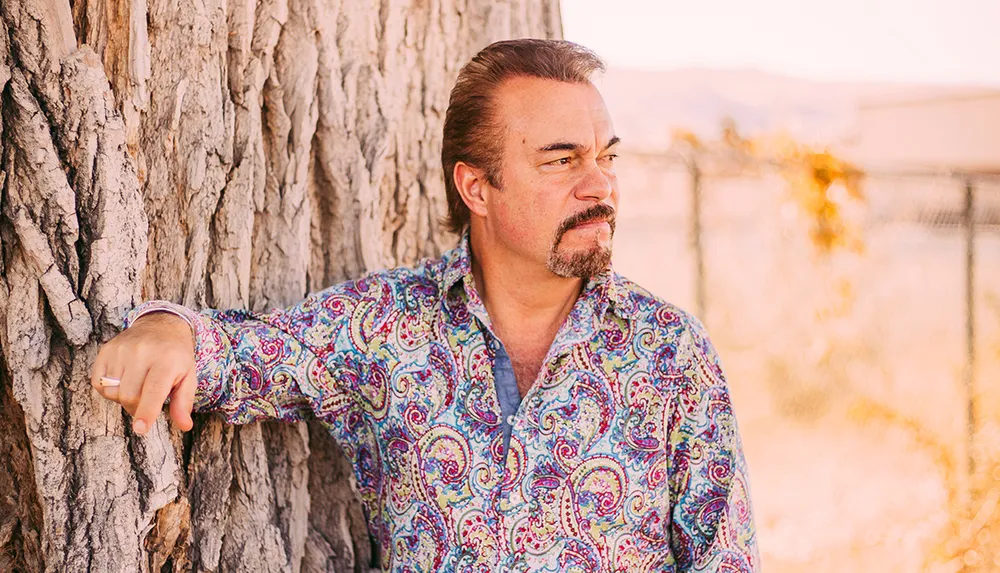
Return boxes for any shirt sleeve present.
[667,316,760,572]
[123,274,400,427]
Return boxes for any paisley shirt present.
[126,237,759,572]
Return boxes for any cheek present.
[491,197,529,238]
[501,204,542,238]
[608,175,621,207]
[493,195,556,247]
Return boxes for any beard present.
[546,203,617,278]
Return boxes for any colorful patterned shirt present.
[126,236,759,572]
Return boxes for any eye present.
[549,157,571,166]
[602,153,618,163]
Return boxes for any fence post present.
[690,160,706,320]
[963,178,976,481]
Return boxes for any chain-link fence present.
[612,152,1000,572]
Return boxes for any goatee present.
[547,203,616,278]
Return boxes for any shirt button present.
[506,415,515,426]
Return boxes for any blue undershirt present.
[492,341,522,456]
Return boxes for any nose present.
[574,159,614,203]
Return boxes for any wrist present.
[131,306,195,331]
[125,300,201,353]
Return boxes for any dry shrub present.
[849,398,1000,572]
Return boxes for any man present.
[91,39,759,572]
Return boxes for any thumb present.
[168,369,197,432]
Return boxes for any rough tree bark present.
[0,0,561,571]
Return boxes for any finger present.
[90,346,108,393]
[168,369,197,432]
[131,364,179,435]
[102,378,121,404]
[99,355,125,405]
[117,362,149,417]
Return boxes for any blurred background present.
[561,1,1000,571]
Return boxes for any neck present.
[468,230,582,339]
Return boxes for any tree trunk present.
[0,0,561,570]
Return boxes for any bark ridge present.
[0,0,561,571]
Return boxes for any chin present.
[560,226,612,249]
[546,243,613,278]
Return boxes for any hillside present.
[596,67,985,149]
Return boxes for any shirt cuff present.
[125,301,197,331]
[123,301,214,409]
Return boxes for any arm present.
[667,317,760,572]
[121,297,353,425]
[92,274,399,433]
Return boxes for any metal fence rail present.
[616,149,1000,490]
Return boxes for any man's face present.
[484,76,620,278]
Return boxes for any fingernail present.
[133,419,148,434]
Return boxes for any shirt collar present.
[439,232,638,321]
[441,233,473,296]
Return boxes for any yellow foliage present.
[777,145,865,254]
[669,121,866,255]
[720,117,756,157]
[850,396,1000,572]
[935,430,1000,573]
[670,128,703,152]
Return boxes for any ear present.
[453,162,490,218]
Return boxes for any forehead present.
[493,77,614,150]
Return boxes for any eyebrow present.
[537,136,621,154]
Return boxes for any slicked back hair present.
[441,39,606,234]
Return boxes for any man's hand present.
[90,312,197,435]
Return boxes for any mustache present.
[554,203,617,242]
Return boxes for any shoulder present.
[357,256,444,289]
[276,257,446,338]
[613,274,724,382]
[328,256,446,310]
[613,274,705,340]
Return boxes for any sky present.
[561,0,1000,86]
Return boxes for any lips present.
[570,219,610,230]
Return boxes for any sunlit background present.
[561,1,1000,571]
[563,0,1000,86]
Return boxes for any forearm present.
[670,426,759,572]
[668,317,760,572]
[124,301,326,423]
